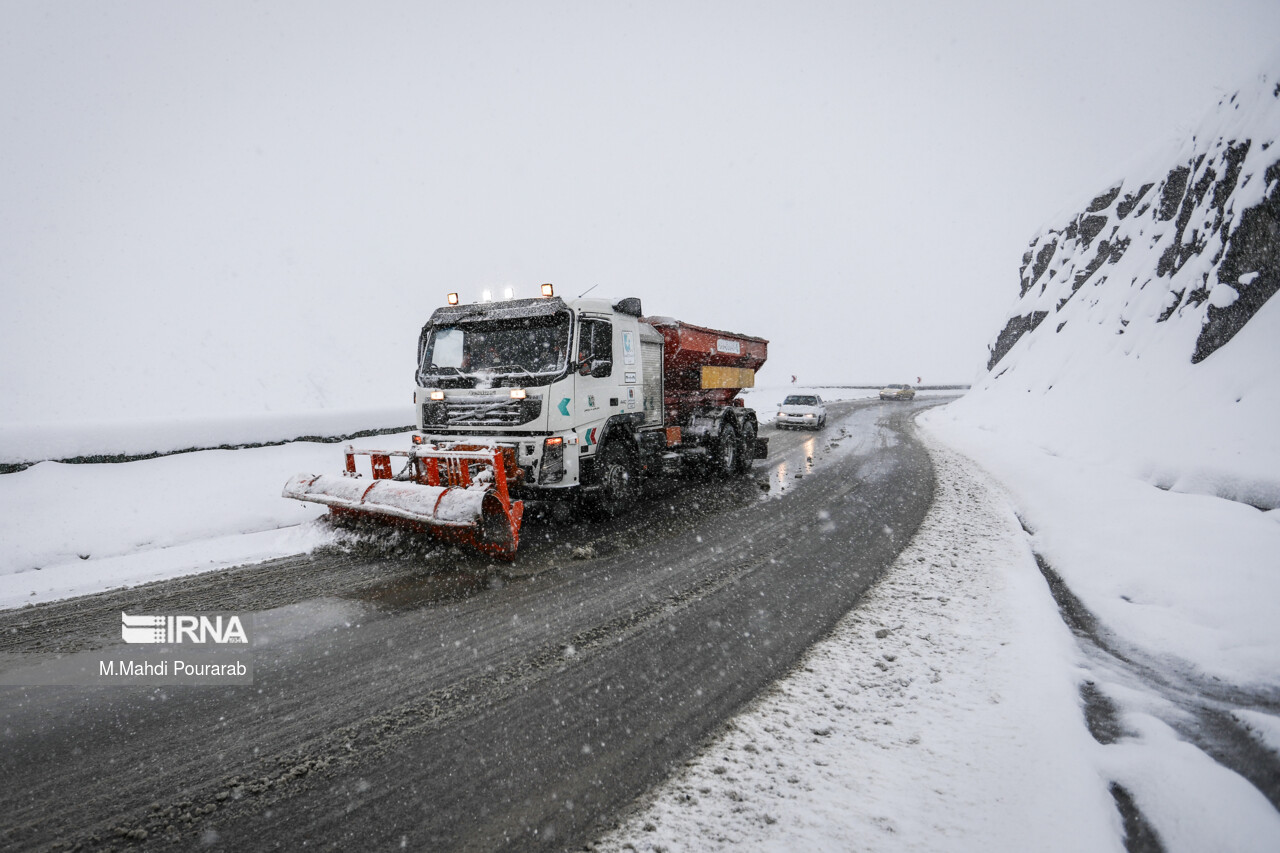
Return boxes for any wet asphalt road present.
[0,398,941,852]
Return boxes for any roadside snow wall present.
[950,69,1280,509]
[0,407,415,471]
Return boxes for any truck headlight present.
[539,436,565,484]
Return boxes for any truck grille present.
[422,396,543,428]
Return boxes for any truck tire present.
[591,441,638,518]
[736,419,757,475]
[713,421,739,479]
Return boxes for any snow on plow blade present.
[283,444,524,560]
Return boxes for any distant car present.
[776,394,827,429]
[879,384,916,401]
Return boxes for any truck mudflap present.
[754,437,769,459]
[283,445,524,561]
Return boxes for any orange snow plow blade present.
[283,444,524,560]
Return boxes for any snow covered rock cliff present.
[952,70,1280,510]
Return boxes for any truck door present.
[574,317,635,452]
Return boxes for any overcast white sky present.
[3,1,1279,423]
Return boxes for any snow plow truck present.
[283,285,768,560]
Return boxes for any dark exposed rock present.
[1087,186,1122,213]
[1157,166,1190,221]
[1070,237,1129,295]
[1163,164,1218,277]
[987,311,1048,371]
[1211,141,1251,213]
[1156,290,1184,323]
[1193,160,1280,362]
[1030,240,1056,288]
[1152,150,1236,280]
[1079,214,1109,248]
[1021,239,1058,296]
[1116,184,1154,220]
[1155,242,1178,278]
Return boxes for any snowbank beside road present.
[966,70,1280,512]
[0,405,415,468]
[0,434,416,608]
[923,408,1280,689]
[932,70,1280,689]
[953,290,1280,512]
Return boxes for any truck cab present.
[415,295,660,495]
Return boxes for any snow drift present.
[0,406,415,470]
[928,68,1280,689]
[956,70,1280,510]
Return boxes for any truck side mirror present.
[590,360,613,378]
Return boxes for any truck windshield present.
[417,313,573,385]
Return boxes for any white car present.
[776,394,827,429]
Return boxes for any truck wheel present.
[736,419,757,475]
[714,421,739,479]
[592,441,638,518]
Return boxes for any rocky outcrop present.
[987,74,1280,372]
